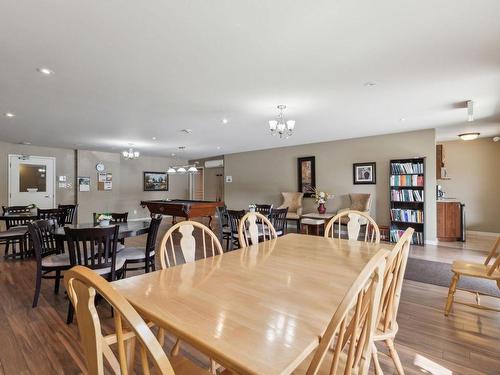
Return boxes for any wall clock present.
[96,162,105,172]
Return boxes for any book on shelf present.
[390,229,424,245]
[390,189,424,202]
[390,175,424,187]
[390,208,424,223]
[391,162,424,174]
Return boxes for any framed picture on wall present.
[353,162,376,184]
[297,156,316,197]
[143,171,169,191]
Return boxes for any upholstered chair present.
[278,192,304,233]
[337,193,372,224]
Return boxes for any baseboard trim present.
[425,239,438,245]
[467,230,500,237]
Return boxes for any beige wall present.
[0,140,188,222]
[439,139,500,233]
[0,141,75,207]
[224,129,437,241]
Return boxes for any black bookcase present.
[389,157,425,245]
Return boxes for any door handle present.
[45,195,50,198]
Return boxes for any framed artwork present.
[353,162,376,184]
[78,176,90,192]
[143,171,168,191]
[297,156,316,197]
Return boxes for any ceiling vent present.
[205,159,224,168]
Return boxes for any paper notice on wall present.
[103,181,112,190]
[98,172,107,182]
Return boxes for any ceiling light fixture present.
[458,132,480,141]
[152,137,157,140]
[268,105,295,138]
[122,144,140,159]
[4,112,15,117]
[180,129,193,134]
[37,67,54,75]
[222,118,228,124]
[167,146,199,174]
[364,81,377,87]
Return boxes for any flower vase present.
[99,220,110,227]
[317,203,326,214]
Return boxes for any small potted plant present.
[248,203,256,212]
[97,213,113,227]
[28,203,37,215]
[310,188,333,214]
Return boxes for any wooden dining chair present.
[64,266,213,375]
[226,209,245,250]
[158,221,223,372]
[254,204,273,218]
[1,216,31,259]
[28,220,71,308]
[371,227,414,375]
[324,209,380,243]
[121,216,163,276]
[37,208,65,227]
[65,225,124,323]
[445,236,500,316]
[270,207,288,236]
[58,204,78,224]
[293,248,387,375]
[238,212,278,247]
[2,205,31,214]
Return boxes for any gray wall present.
[0,140,188,222]
[224,129,437,241]
[439,138,500,233]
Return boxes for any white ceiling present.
[1,0,499,158]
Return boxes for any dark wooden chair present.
[226,210,246,250]
[121,216,162,277]
[92,212,129,225]
[28,220,71,308]
[58,204,78,225]
[2,205,31,214]
[64,225,123,323]
[271,207,288,236]
[37,208,65,227]
[1,216,31,259]
[255,204,273,218]
[216,205,229,244]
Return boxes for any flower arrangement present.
[248,203,256,212]
[310,187,333,204]
[97,214,113,226]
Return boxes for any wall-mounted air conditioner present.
[205,159,224,168]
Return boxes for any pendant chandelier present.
[122,145,140,159]
[167,146,199,174]
[269,104,295,138]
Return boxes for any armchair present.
[278,192,304,233]
[337,193,372,224]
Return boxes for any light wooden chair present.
[64,265,211,375]
[293,248,387,375]
[371,227,414,375]
[237,212,278,247]
[324,210,380,243]
[444,236,500,315]
[158,221,223,372]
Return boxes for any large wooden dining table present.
[112,233,388,375]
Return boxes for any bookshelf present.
[389,157,425,246]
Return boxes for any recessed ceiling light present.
[458,132,480,141]
[152,137,157,140]
[4,112,15,117]
[400,118,406,122]
[37,67,54,75]
[216,146,221,150]
[364,81,377,87]
[222,118,228,124]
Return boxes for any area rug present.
[404,257,500,297]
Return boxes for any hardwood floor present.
[0,221,498,374]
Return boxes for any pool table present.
[140,199,224,228]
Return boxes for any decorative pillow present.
[350,193,371,212]
[279,192,304,213]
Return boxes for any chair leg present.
[156,327,165,346]
[371,342,383,375]
[4,240,10,258]
[444,273,460,316]
[54,270,61,294]
[386,339,405,375]
[296,220,300,233]
[170,338,181,356]
[32,267,42,308]
[66,302,74,324]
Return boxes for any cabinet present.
[437,202,461,241]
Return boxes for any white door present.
[9,155,56,209]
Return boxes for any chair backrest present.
[271,207,288,233]
[255,204,273,217]
[227,209,246,235]
[349,193,372,212]
[37,208,65,226]
[324,210,380,243]
[145,216,163,254]
[279,192,303,215]
[216,205,228,227]
[65,226,120,280]
[238,212,278,247]
[93,212,129,225]
[306,249,387,375]
[159,220,223,268]
[64,266,175,375]
[28,220,58,262]
[58,204,78,224]
[484,236,500,276]
[5,216,32,229]
[2,205,31,214]
[376,227,413,335]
